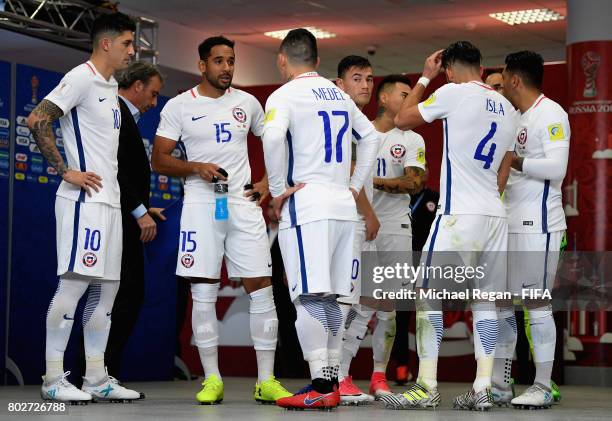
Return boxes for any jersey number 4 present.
[318,110,349,163]
[473,122,497,169]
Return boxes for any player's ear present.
[336,78,345,90]
[101,37,111,52]
[198,59,206,74]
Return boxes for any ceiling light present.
[489,8,564,26]
[264,26,336,40]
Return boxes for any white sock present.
[529,304,556,389]
[191,283,220,379]
[198,347,221,380]
[249,286,278,383]
[327,301,351,382]
[45,277,89,380]
[416,309,443,390]
[372,310,396,374]
[83,281,119,383]
[339,304,372,379]
[295,295,330,380]
[493,306,517,389]
[472,302,498,392]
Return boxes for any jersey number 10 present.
[318,110,349,163]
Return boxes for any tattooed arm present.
[373,166,425,195]
[27,99,102,196]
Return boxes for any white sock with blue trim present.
[472,301,498,392]
[295,295,329,380]
[45,277,89,380]
[83,280,119,383]
[493,306,517,389]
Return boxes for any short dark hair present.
[279,28,318,66]
[376,74,412,101]
[441,41,482,70]
[91,12,135,44]
[337,55,372,79]
[504,50,544,89]
[116,61,163,89]
[198,36,235,60]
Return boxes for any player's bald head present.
[279,28,318,66]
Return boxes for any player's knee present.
[243,276,272,293]
[248,285,276,314]
[524,299,552,312]
[376,310,396,321]
[527,303,553,319]
[353,303,375,319]
[191,282,219,304]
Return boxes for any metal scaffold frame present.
[0,0,158,62]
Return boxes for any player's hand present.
[137,213,157,242]
[62,169,102,197]
[194,163,228,183]
[272,183,306,220]
[364,211,380,242]
[511,153,524,171]
[422,49,444,80]
[244,179,269,206]
[350,187,359,201]
[148,207,167,221]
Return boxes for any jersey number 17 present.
[318,110,349,163]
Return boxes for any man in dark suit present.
[105,62,165,379]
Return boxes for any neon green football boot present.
[253,376,292,404]
[196,374,224,404]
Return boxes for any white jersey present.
[505,95,570,233]
[372,128,426,225]
[418,81,519,217]
[262,72,378,229]
[45,61,121,207]
[156,86,264,205]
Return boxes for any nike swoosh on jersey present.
[191,115,206,121]
[98,97,106,102]
[106,312,112,317]
[292,284,297,292]
[522,283,537,288]
[63,314,74,320]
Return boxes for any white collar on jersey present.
[294,71,319,79]
[119,95,141,123]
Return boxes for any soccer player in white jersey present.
[27,13,141,403]
[379,41,519,411]
[261,29,379,410]
[334,56,379,404]
[151,36,291,404]
[490,51,569,409]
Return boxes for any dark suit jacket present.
[117,97,151,219]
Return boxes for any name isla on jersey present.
[486,98,505,115]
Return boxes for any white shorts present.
[416,214,507,293]
[279,219,355,302]
[56,196,122,280]
[507,231,563,295]
[340,222,377,305]
[176,202,271,279]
